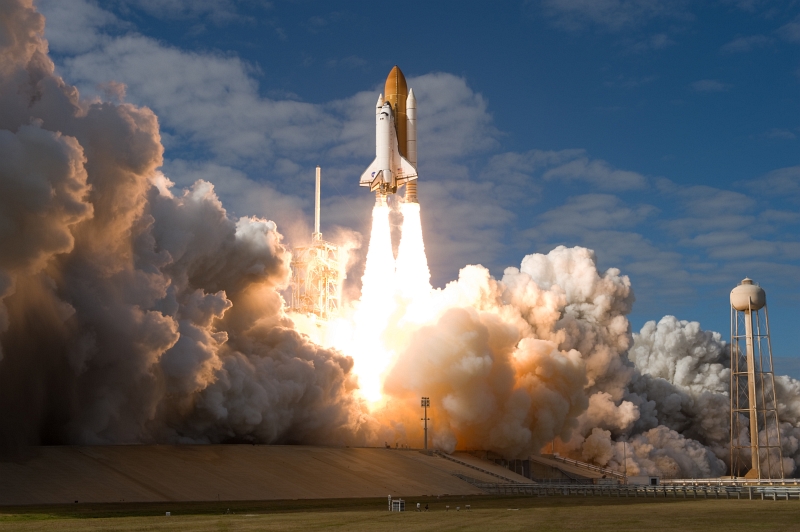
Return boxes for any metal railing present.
[530,477,595,485]
[459,480,800,501]
[662,478,800,487]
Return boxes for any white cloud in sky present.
[540,0,690,32]
[655,181,800,288]
[629,32,676,53]
[681,232,800,260]
[691,79,731,92]
[721,34,772,53]
[36,0,510,277]
[777,16,800,42]
[119,0,247,23]
[746,165,800,201]
[535,194,656,234]
[420,179,516,280]
[479,149,579,205]
[674,185,755,215]
[36,0,120,54]
[763,128,797,140]
[34,0,800,307]
[543,155,648,190]
[520,194,693,304]
[603,74,658,89]
[325,55,367,69]
[62,35,339,166]
[721,0,767,12]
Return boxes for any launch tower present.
[729,278,784,479]
[290,166,342,321]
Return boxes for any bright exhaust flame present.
[395,202,431,302]
[317,200,433,405]
[345,203,398,402]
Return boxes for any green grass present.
[1,495,798,531]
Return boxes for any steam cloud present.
[1,0,799,480]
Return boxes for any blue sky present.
[36,0,800,374]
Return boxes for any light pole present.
[421,397,430,451]
[623,440,628,482]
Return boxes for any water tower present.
[729,278,784,479]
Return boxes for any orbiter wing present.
[360,158,382,187]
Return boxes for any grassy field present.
[1,494,798,531]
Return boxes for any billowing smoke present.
[2,0,800,480]
[0,0,367,450]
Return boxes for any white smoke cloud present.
[380,247,628,459]
[581,426,726,478]
[371,244,759,479]
[629,316,729,396]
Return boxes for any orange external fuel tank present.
[384,66,408,157]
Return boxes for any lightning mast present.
[290,166,341,321]
[729,278,784,479]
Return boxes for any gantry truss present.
[290,237,341,322]
[289,166,342,322]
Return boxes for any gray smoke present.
[0,0,367,451]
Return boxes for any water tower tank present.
[730,278,766,311]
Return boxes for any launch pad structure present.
[289,166,341,321]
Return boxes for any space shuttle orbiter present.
[360,66,419,203]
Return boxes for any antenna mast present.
[313,165,321,240]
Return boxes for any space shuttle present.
[360,66,419,203]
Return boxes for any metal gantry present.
[290,240,341,321]
[729,278,784,479]
[289,166,342,322]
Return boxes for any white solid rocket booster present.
[405,88,417,203]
